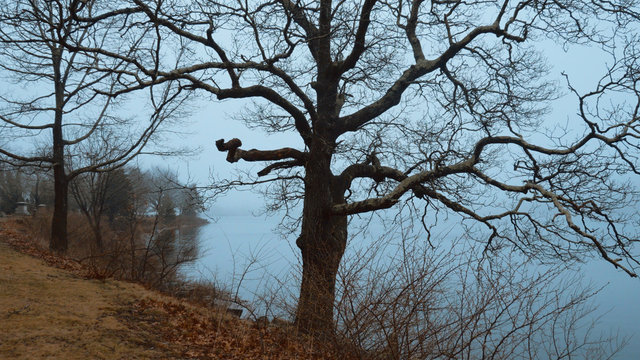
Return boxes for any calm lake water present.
[182,212,640,359]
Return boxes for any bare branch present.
[337,0,377,74]
[336,22,525,134]
[216,138,308,164]
[257,160,304,177]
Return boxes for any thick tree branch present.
[214,86,312,145]
[472,127,637,167]
[332,159,473,215]
[0,114,53,130]
[404,0,426,62]
[70,3,141,24]
[257,160,304,177]
[332,121,637,216]
[67,50,314,146]
[216,138,308,165]
[0,148,52,164]
[337,163,427,198]
[277,0,320,60]
[337,0,377,74]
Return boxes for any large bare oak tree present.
[73,0,640,336]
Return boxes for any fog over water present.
[183,212,298,302]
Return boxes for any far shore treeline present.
[0,164,205,221]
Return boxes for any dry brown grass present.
[0,238,178,359]
[0,219,347,360]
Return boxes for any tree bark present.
[50,161,68,253]
[90,220,104,251]
[295,138,347,337]
[295,216,346,337]
[50,47,68,253]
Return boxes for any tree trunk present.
[91,221,104,251]
[295,142,347,338]
[49,46,68,253]
[50,164,68,253]
[295,215,347,337]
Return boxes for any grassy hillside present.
[0,221,337,360]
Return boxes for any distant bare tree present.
[0,163,26,214]
[72,0,640,338]
[69,167,132,249]
[30,170,55,209]
[0,0,185,252]
[143,167,206,219]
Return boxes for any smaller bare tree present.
[69,166,132,250]
[0,163,27,214]
[0,0,186,252]
[134,169,200,288]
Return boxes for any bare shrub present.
[22,205,198,291]
[332,231,628,359]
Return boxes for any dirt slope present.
[0,222,339,360]
[0,239,180,359]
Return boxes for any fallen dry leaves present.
[132,297,344,359]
